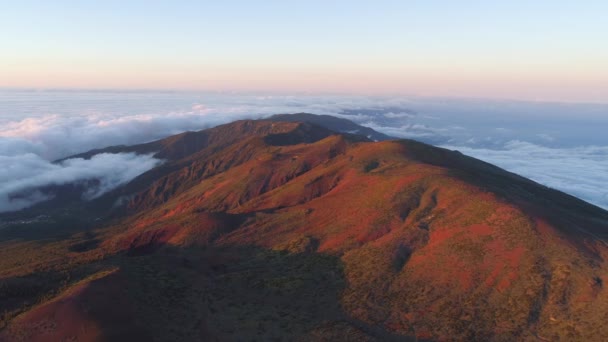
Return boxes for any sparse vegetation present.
[2,118,608,341]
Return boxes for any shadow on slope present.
[1,243,417,342]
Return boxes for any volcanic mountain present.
[1,115,608,341]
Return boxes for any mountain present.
[1,115,608,341]
[268,113,393,141]
[58,113,389,163]
[2,115,386,219]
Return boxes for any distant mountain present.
[268,113,393,141]
[1,115,608,341]
[10,114,388,215]
[59,113,390,163]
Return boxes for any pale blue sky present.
[2,1,607,101]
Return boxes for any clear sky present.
[2,1,607,102]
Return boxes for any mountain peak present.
[2,114,608,341]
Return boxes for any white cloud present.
[536,133,555,142]
[0,96,418,161]
[1,90,607,212]
[0,93,422,212]
[383,112,415,119]
[442,141,608,209]
[0,110,251,161]
[0,153,162,213]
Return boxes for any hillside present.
[1,116,608,341]
[268,113,393,141]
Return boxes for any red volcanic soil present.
[0,270,149,342]
[2,119,608,341]
[105,211,246,254]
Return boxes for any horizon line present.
[2,86,607,106]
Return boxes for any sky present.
[2,1,608,102]
[0,2,607,212]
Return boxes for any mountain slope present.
[1,116,608,341]
[59,113,386,162]
[9,115,381,217]
[269,113,393,141]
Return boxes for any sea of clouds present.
[0,152,161,212]
[1,90,607,212]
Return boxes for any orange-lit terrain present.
[1,116,608,341]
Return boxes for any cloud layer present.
[1,90,607,212]
[442,141,608,209]
[0,153,162,213]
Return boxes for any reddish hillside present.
[0,269,149,342]
[2,118,608,341]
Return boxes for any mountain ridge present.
[1,114,608,341]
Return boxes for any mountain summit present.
[1,114,608,341]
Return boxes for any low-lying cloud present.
[0,112,249,161]
[0,94,421,161]
[0,153,162,213]
[442,141,608,209]
[1,90,607,212]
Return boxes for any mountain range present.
[1,113,607,341]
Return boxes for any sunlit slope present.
[2,118,608,341]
